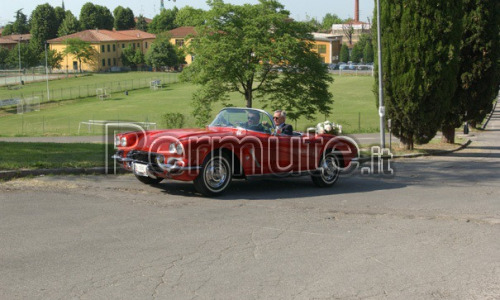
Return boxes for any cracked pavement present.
[1,109,499,299]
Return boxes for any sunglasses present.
[273,117,280,120]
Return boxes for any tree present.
[63,38,96,72]
[30,4,58,54]
[41,48,64,71]
[80,3,114,30]
[54,6,66,31]
[121,46,145,69]
[6,43,39,68]
[0,47,9,67]
[58,11,80,37]
[339,43,349,63]
[321,13,343,32]
[374,0,463,150]
[114,6,135,30]
[2,9,30,35]
[363,40,374,63]
[145,34,184,70]
[148,7,179,33]
[182,0,333,126]
[441,0,500,143]
[135,15,149,31]
[350,43,363,63]
[342,22,354,46]
[175,6,206,27]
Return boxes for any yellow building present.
[168,26,197,65]
[310,33,342,64]
[47,29,156,72]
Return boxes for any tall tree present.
[135,15,149,31]
[63,38,96,72]
[374,0,463,149]
[58,11,80,37]
[339,43,349,63]
[350,43,363,63]
[54,6,66,31]
[441,0,500,142]
[113,6,135,30]
[182,0,333,126]
[175,6,206,27]
[363,40,374,63]
[30,4,58,54]
[80,3,114,30]
[41,49,64,71]
[145,34,184,70]
[0,47,10,67]
[3,9,30,35]
[148,7,179,33]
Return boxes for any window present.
[133,43,135,49]
[101,45,105,53]
[102,59,105,66]
[113,44,116,52]
[175,39,184,47]
[122,43,125,48]
[113,58,116,66]
[108,58,111,66]
[137,43,140,47]
[145,42,148,49]
[107,45,110,52]
[318,45,327,54]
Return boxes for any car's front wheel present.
[194,153,232,196]
[135,174,163,185]
[311,152,341,187]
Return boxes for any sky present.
[0,0,375,27]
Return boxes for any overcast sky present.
[0,0,375,27]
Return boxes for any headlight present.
[115,135,120,146]
[169,143,183,155]
[120,137,127,147]
[176,143,183,155]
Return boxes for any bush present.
[161,112,185,129]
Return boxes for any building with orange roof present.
[47,29,156,72]
[168,26,197,65]
[0,34,31,50]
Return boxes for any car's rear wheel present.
[194,153,232,196]
[311,152,341,187]
[135,174,163,185]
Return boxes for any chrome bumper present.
[112,154,201,174]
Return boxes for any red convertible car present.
[113,108,359,196]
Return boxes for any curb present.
[0,167,128,181]
[356,139,472,164]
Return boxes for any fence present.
[0,73,180,104]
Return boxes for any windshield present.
[210,108,275,134]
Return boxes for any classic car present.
[113,108,359,196]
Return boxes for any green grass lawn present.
[0,73,377,136]
[0,142,107,170]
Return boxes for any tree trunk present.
[469,120,477,129]
[399,134,414,150]
[441,125,455,144]
[245,81,253,108]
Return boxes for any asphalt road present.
[0,109,499,299]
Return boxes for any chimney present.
[355,0,359,22]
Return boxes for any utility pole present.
[376,0,385,148]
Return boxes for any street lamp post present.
[376,0,386,148]
[45,42,50,101]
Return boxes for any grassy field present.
[0,73,377,136]
[0,142,106,170]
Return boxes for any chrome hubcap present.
[205,159,228,189]
[321,155,339,182]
